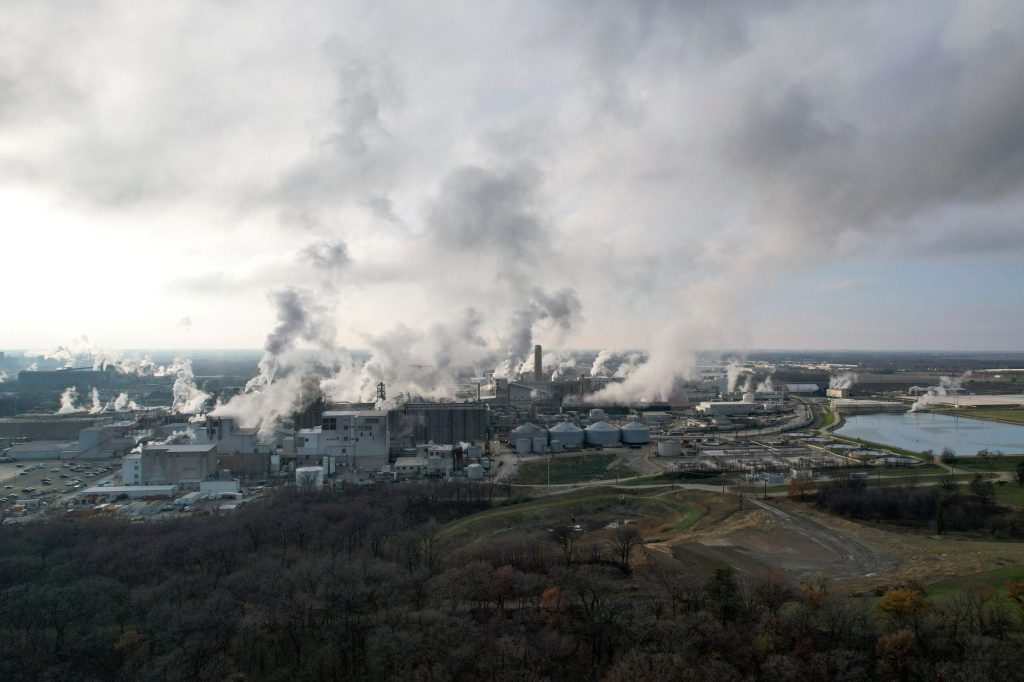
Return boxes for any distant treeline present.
[0,485,1023,680]
[816,477,1024,538]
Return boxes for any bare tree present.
[609,526,643,571]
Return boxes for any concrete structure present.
[657,439,681,457]
[588,408,606,421]
[81,485,176,499]
[585,420,620,446]
[515,438,531,455]
[826,388,850,399]
[139,443,218,486]
[388,403,488,452]
[696,401,757,416]
[4,440,78,460]
[121,453,142,485]
[394,456,428,478]
[620,421,651,445]
[467,462,483,480]
[548,421,584,448]
[829,399,907,415]
[200,479,240,494]
[785,384,820,395]
[534,345,543,382]
[320,410,389,471]
[532,436,547,454]
[78,422,136,459]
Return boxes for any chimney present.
[534,345,543,382]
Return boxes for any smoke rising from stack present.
[911,372,971,412]
[57,387,81,414]
[170,359,210,414]
[829,372,858,390]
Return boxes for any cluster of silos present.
[511,422,548,454]
[549,421,584,452]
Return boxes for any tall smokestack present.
[534,345,542,381]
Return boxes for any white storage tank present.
[588,408,606,421]
[585,420,620,446]
[532,436,547,454]
[657,439,681,457]
[466,463,484,480]
[295,466,324,488]
[548,421,585,448]
[620,421,651,444]
[515,438,532,455]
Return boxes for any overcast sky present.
[2,0,1023,353]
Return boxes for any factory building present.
[122,453,142,485]
[78,421,136,459]
[696,401,757,416]
[204,416,272,478]
[387,403,488,453]
[829,399,907,415]
[138,443,219,487]
[548,421,584,449]
[585,420,621,446]
[321,410,389,471]
[4,440,79,460]
[785,384,820,395]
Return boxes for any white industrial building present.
[121,453,142,485]
[696,401,757,416]
[321,410,389,471]
[394,456,428,478]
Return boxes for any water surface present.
[835,412,1024,455]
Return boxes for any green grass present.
[995,484,1024,509]
[938,408,1024,426]
[515,454,617,485]
[950,455,1024,473]
[438,488,703,543]
[816,411,835,429]
[926,564,1024,600]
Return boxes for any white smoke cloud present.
[87,387,103,414]
[113,392,139,412]
[170,358,210,414]
[829,372,858,390]
[56,387,82,414]
[911,372,971,412]
[726,361,743,393]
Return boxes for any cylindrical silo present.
[515,438,532,455]
[466,463,483,480]
[548,421,585,449]
[585,420,620,446]
[620,421,651,445]
[532,436,547,454]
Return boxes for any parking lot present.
[0,459,121,517]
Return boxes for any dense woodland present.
[2,484,1024,681]
[816,476,1024,538]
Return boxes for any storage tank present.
[550,440,564,453]
[588,408,606,421]
[532,437,547,454]
[515,438,532,455]
[585,420,620,446]
[295,466,324,488]
[548,421,585,448]
[510,422,547,442]
[657,439,681,457]
[620,421,651,444]
[466,463,483,480]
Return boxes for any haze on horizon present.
[2,1,1024,354]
